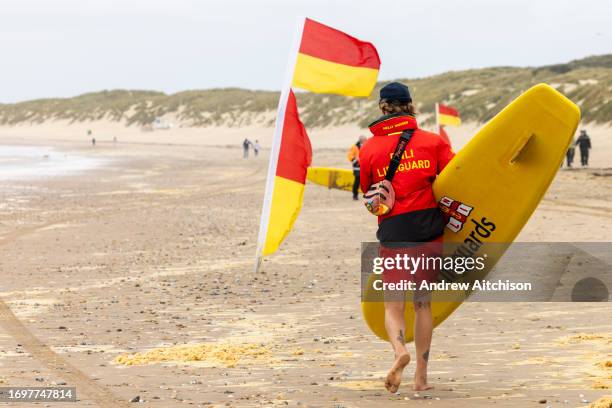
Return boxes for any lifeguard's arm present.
[359,148,372,194]
[436,137,455,174]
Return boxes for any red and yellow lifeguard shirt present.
[359,114,454,241]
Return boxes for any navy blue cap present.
[379,82,412,103]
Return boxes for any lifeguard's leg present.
[413,299,433,391]
[384,300,410,393]
[352,170,360,199]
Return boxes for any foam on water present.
[0,145,106,180]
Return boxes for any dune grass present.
[1,54,610,128]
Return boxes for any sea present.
[0,145,106,180]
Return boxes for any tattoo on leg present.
[415,300,432,309]
[397,329,405,345]
[423,349,429,362]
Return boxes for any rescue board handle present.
[509,133,535,164]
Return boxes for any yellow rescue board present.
[361,84,580,342]
[307,167,358,192]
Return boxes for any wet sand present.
[0,138,610,407]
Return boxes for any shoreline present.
[0,119,610,169]
[0,144,110,182]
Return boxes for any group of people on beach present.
[242,138,260,159]
[566,130,592,167]
[87,130,117,147]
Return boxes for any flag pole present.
[435,102,440,135]
[254,16,306,273]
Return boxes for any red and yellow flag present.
[263,90,312,255]
[437,103,461,126]
[292,18,381,97]
[256,18,379,269]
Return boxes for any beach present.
[0,130,610,407]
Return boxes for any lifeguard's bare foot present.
[384,352,410,393]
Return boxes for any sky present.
[0,0,610,103]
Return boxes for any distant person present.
[253,140,261,157]
[91,137,96,147]
[347,135,367,200]
[566,137,575,167]
[243,138,251,159]
[575,130,591,167]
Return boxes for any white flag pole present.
[254,16,306,272]
[435,102,440,135]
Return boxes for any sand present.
[0,122,610,407]
[584,397,612,408]
[114,343,272,368]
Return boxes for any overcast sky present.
[1,0,610,103]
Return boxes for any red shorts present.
[380,235,443,288]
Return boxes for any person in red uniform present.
[359,82,454,393]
